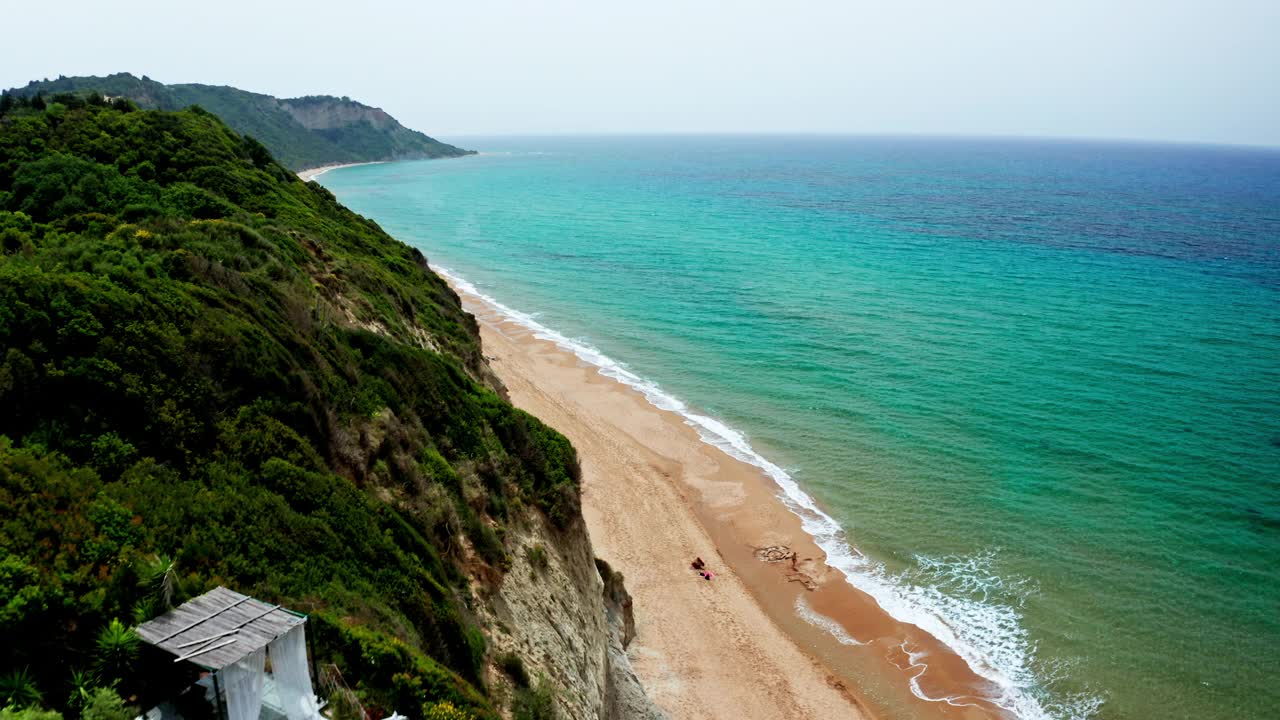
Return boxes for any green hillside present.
[0,94,572,719]
[5,74,473,170]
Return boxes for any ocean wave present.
[794,596,865,646]
[432,264,1102,720]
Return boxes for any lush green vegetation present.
[0,96,578,720]
[6,74,473,170]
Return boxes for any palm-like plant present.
[0,666,43,708]
[67,668,97,713]
[94,619,140,684]
[136,554,177,610]
[131,597,158,625]
[157,557,176,610]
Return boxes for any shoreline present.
[296,160,386,182]
[441,271,1012,720]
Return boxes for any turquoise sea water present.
[319,137,1280,720]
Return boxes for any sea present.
[317,136,1280,720]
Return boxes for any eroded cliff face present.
[329,284,664,717]
[279,97,398,131]
[470,510,667,720]
[278,95,474,163]
[598,559,663,720]
[303,201,658,717]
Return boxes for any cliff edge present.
[0,93,657,720]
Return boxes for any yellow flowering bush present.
[423,701,474,720]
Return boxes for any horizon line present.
[431,130,1280,152]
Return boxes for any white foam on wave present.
[794,596,865,646]
[434,264,1101,720]
[895,641,992,711]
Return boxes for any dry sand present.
[452,284,1011,720]
[296,161,385,182]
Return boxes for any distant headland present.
[4,72,474,171]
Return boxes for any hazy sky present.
[4,0,1279,146]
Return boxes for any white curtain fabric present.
[221,647,266,720]
[268,625,319,720]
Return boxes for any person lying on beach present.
[698,570,715,581]
[692,557,706,570]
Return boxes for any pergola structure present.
[135,587,322,720]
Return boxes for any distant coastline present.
[297,161,386,182]
[8,74,474,170]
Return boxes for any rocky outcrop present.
[474,512,666,719]
[279,97,398,131]
[598,560,662,720]
[277,95,474,163]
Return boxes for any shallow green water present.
[320,136,1280,719]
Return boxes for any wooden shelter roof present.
[134,586,305,670]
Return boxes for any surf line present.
[432,262,1070,720]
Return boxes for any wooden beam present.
[233,603,282,630]
[172,637,237,663]
[174,628,240,649]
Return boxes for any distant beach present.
[296,161,385,182]
[444,271,1009,720]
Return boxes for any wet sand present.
[453,284,1009,720]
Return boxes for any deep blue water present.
[320,136,1280,720]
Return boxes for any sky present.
[3,0,1279,146]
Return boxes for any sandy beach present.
[449,283,1011,720]
[296,161,385,182]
